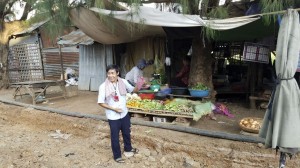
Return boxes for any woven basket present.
[239,117,263,134]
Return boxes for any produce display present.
[126,94,194,114]
[126,94,214,120]
[139,99,164,110]
[190,83,209,90]
[164,101,194,113]
[239,118,262,133]
[126,99,142,108]
[126,93,141,101]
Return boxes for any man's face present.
[107,69,119,82]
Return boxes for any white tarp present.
[69,7,165,44]
[70,6,261,44]
[89,6,260,30]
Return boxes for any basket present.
[239,117,263,134]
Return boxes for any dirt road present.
[0,102,299,168]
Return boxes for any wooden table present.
[167,94,210,101]
[11,80,66,105]
[128,108,193,126]
[128,108,194,119]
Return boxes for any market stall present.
[126,86,213,125]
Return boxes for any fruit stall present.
[126,84,213,125]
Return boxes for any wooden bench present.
[10,80,66,105]
[249,96,269,109]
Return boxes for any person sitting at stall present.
[125,59,153,86]
[171,56,191,87]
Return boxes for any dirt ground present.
[0,87,299,167]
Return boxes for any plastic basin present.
[188,89,209,97]
[138,93,155,100]
[171,87,189,95]
[150,84,160,92]
[160,88,172,95]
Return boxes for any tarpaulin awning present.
[70,6,261,44]
[89,6,260,30]
[69,7,165,44]
[259,9,300,151]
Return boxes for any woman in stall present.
[171,56,191,87]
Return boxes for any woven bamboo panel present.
[8,43,43,83]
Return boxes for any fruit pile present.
[164,101,194,113]
[127,97,194,113]
[240,118,262,131]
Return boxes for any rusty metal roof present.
[57,29,94,45]
[13,19,49,36]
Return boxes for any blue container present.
[188,89,209,97]
[160,88,172,95]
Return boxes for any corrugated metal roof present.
[57,29,94,45]
[13,19,49,36]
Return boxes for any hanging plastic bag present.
[136,77,145,90]
[165,57,171,66]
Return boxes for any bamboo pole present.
[219,8,300,20]
[59,45,65,81]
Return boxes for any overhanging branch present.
[116,0,177,3]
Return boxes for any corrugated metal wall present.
[42,47,79,80]
[78,43,113,91]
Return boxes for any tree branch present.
[116,0,177,3]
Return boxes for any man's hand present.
[99,103,123,113]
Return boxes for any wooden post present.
[59,45,64,81]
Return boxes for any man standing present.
[98,64,142,163]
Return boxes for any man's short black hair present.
[106,64,120,73]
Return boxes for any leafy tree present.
[0,0,27,88]
[0,0,299,93]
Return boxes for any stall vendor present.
[125,59,153,86]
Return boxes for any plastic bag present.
[213,103,234,118]
[136,77,145,90]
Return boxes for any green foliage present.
[207,6,229,19]
[26,0,296,41]
[260,0,295,25]
[201,26,219,41]
[190,83,209,90]
[26,0,73,41]
[201,5,228,40]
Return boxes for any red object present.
[139,93,155,100]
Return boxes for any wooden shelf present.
[128,109,193,119]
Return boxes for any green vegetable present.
[190,83,209,90]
